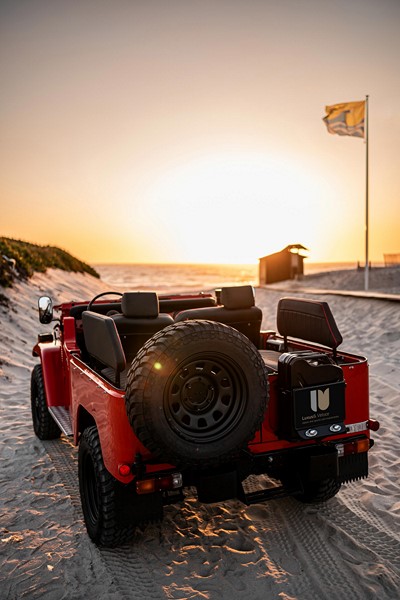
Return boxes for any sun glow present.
[138,152,326,264]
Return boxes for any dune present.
[1,268,399,599]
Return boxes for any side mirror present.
[38,296,53,324]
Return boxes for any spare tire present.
[125,320,269,468]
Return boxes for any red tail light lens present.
[368,419,380,432]
[118,464,131,477]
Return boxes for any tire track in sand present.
[273,496,400,600]
[45,438,165,600]
[45,439,400,600]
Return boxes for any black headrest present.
[277,297,343,349]
[121,292,159,318]
[220,285,255,309]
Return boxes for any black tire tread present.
[290,477,341,504]
[31,364,61,440]
[78,426,135,547]
[125,320,269,468]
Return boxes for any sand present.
[1,268,399,600]
[262,266,400,300]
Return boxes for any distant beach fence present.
[384,253,400,266]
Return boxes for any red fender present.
[32,342,69,407]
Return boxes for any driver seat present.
[111,292,174,362]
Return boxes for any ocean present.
[92,262,357,294]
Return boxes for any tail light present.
[136,472,182,495]
[368,419,380,431]
[336,437,370,457]
[118,464,132,477]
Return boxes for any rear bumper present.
[249,436,370,485]
[194,441,369,504]
[137,436,372,505]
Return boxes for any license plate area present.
[292,381,346,439]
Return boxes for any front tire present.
[30,364,61,440]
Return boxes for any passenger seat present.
[174,285,262,346]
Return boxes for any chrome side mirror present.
[38,296,53,324]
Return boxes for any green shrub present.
[0,237,100,287]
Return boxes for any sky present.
[1,0,399,265]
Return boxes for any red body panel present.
[257,359,370,454]
[70,357,141,481]
[36,295,372,484]
[35,342,69,407]
[68,356,174,481]
[64,348,370,482]
[342,361,370,425]
[63,317,80,352]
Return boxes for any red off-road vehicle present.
[31,286,379,547]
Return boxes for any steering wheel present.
[87,291,123,312]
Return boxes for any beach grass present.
[0,237,99,287]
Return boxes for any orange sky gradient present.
[1,0,399,265]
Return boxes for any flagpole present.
[364,95,369,291]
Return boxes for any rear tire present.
[284,476,341,503]
[30,364,61,440]
[78,426,163,547]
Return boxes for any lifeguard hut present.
[259,244,308,285]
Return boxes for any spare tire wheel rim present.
[164,352,248,443]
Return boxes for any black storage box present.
[278,351,346,440]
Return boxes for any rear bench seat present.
[174,285,262,347]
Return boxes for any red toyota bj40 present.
[31,286,379,547]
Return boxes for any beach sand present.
[1,268,399,599]
[264,265,400,296]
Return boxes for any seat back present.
[111,292,174,361]
[174,285,262,346]
[82,311,126,386]
[277,297,343,356]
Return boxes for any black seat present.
[82,311,126,387]
[174,285,262,346]
[277,297,343,355]
[111,292,174,362]
[261,297,343,371]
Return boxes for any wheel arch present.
[76,405,96,443]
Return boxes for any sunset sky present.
[1,0,399,265]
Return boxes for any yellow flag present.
[323,101,365,138]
